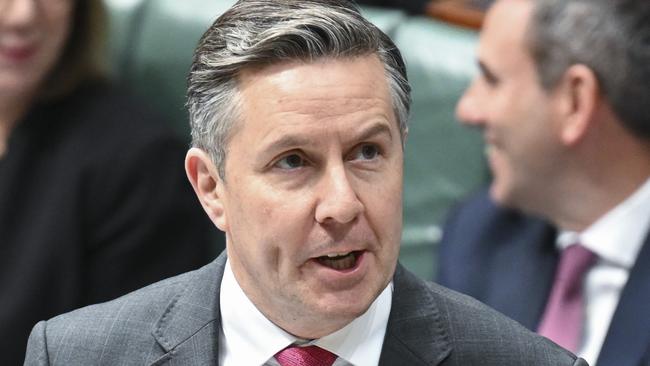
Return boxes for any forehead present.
[236,55,395,130]
[479,0,534,67]
[239,55,389,94]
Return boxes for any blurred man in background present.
[438,0,650,365]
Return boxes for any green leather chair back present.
[107,0,238,137]
[392,17,488,279]
[105,0,147,77]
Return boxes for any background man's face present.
[455,0,564,211]
[217,55,403,337]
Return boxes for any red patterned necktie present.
[275,345,338,366]
[537,244,597,352]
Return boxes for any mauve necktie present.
[537,244,597,352]
[275,345,338,366]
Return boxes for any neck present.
[543,125,650,232]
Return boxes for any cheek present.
[50,13,72,54]
[49,2,73,39]
[233,186,312,250]
[37,8,73,73]
[263,186,315,219]
[509,113,552,158]
[265,196,315,252]
[360,169,403,238]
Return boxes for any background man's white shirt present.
[556,177,650,365]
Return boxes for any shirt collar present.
[219,259,393,366]
[557,177,650,268]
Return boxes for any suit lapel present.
[150,256,452,365]
[150,252,228,365]
[596,234,650,366]
[379,264,451,366]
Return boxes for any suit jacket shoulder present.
[25,252,586,366]
[436,189,558,329]
[381,264,588,365]
[24,255,226,366]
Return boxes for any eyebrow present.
[355,122,394,143]
[262,121,394,155]
[478,60,499,85]
[265,135,312,153]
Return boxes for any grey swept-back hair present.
[187,0,411,178]
[526,0,650,139]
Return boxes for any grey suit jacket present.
[24,252,588,365]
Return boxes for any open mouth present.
[316,251,362,271]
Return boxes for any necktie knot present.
[538,244,597,352]
[275,345,337,366]
[555,244,597,294]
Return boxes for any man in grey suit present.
[24,1,588,365]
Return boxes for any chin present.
[489,182,507,204]
[489,182,519,209]
[492,182,542,218]
[0,76,42,97]
[314,290,376,319]
[288,303,366,339]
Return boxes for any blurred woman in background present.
[0,0,220,362]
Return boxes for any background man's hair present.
[187,0,411,178]
[526,0,650,138]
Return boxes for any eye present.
[481,69,500,88]
[274,153,306,170]
[478,62,499,88]
[352,144,380,161]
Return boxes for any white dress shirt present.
[556,178,650,365]
[219,260,393,366]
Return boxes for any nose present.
[455,78,485,128]
[1,0,38,28]
[314,164,364,225]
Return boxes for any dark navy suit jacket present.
[437,189,650,366]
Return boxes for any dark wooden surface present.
[426,0,492,29]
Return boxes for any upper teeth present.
[326,252,351,258]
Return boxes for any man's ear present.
[185,148,228,231]
[553,64,600,146]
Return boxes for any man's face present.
[216,55,403,338]
[456,0,564,211]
